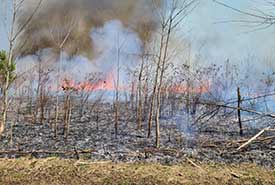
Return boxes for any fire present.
[60,73,120,92]
[60,76,210,95]
[168,83,210,94]
[60,72,134,93]
[61,79,111,92]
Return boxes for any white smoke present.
[16,20,142,90]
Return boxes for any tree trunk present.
[237,87,243,136]
[155,91,161,148]
[154,18,172,148]
[1,43,13,136]
[54,96,59,138]
[147,28,165,138]
[137,56,145,130]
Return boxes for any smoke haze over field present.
[15,0,160,57]
[1,0,274,66]
[16,20,142,90]
[1,0,275,85]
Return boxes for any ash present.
[0,102,274,168]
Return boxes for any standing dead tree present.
[237,87,243,136]
[61,79,77,139]
[113,36,126,138]
[147,0,198,147]
[0,0,43,135]
[136,54,146,130]
[77,73,102,118]
[47,17,76,138]
[32,53,53,124]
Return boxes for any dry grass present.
[0,158,274,185]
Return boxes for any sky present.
[184,0,275,64]
[0,0,275,68]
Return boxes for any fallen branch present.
[237,127,271,151]
[198,101,275,118]
[230,171,241,178]
[186,157,206,172]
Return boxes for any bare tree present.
[0,0,43,135]
[136,53,147,130]
[32,53,53,124]
[47,16,76,138]
[147,0,198,147]
[61,79,76,139]
[78,73,102,118]
[114,36,126,138]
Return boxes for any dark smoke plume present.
[15,0,161,57]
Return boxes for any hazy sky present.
[0,0,275,65]
[184,0,275,63]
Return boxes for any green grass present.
[0,158,274,185]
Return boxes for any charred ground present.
[0,100,274,168]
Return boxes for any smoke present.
[60,20,142,81]
[16,20,142,90]
[15,0,161,57]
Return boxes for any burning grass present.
[0,158,274,185]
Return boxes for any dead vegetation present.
[0,158,274,185]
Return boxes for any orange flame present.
[167,83,210,94]
[60,71,210,94]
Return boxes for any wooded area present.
[0,0,274,169]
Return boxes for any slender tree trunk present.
[147,28,165,138]
[237,87,243,136]
[1,42,13,135]
[130,82,135,112]
[186,43,191,114]
[64,94,71,139]
[54,52,62,138]
[155,93,161,147]
[63,93,69,136]
[137,56,145,130]
[114,45,121,138]
[154,18,172,148]
[143,67,149,119]
[40,95,45,124]
[54,96,59,138]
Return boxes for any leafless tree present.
[0,0,43,135]
[32,53,53,124]
[136,53,148,130]
[114,36,126,138]
[147,0,198,147]
[46,16,76,138]
[78,73,102,118]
